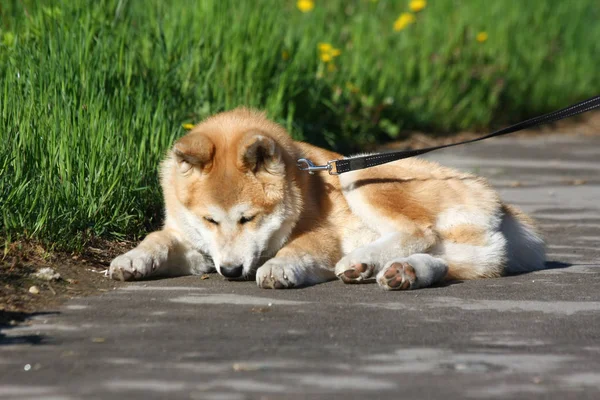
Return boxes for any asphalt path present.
[2,134,600,400]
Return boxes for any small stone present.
[28,286,40,295]
[509,181,522,188]
[33,267,61,281]
[66,278,78,284]
[200,274,210,280]
[24,364,31,371]
[232,363,259,372]
[572,179,587,186]
[267,302,273,307]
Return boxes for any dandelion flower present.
[182,123,194,130]
[409,0,426,12]
[320,53,333,62]
[476,32,488,43]
[318,42,333,52]
[394,13,416,31]
[297,0,315,13]
[317,42,341,63]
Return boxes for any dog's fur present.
[109,108,545,290]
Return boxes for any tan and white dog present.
[109,108,546,290]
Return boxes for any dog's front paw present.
[109,248,161,281]
[256,258,304,289]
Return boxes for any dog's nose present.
[220,265,243,278]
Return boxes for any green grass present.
[1,0,599,250]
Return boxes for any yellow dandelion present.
[409,0,426,12]
[282,50,290,60]
[317,42,342,63]
[320,53,333,62]
[297,0,315,13]
[393,13,415,31]
[182,123,194,130]
[318,42,332,52]
[476,32,488,43]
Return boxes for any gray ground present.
[2,134,600,400]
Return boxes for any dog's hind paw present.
[376,260,417,290]
[376,254,448,290]
[335,259,375,284]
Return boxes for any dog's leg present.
[109,229,213,281]
[256,227,338,289]
[376,253,448,290]
[335,225,438,284]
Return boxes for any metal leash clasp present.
[296,158,338,175]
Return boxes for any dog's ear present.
[173,133,215,174]
[238,132,284,175]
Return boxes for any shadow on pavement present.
[505,260,578,277]
[0,310,59,346]
[544,261,573,270]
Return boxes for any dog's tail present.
[500,204,546,274]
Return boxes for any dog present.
[109,108,545,290]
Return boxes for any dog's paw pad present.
[377,261,417,290]
[338,262,374,284]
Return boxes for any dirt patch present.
[0,240,132,326]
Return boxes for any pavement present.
[2,133,600,400]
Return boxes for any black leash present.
[297,94,600,175]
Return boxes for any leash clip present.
[296,158,338,175]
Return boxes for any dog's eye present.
[203,217,219,225]
[239,215,255,225]
[179,160,192,173]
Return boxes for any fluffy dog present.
[109,108,545,290]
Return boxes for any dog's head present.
[162,109,301,279]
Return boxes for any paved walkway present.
[2,134,600,399]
